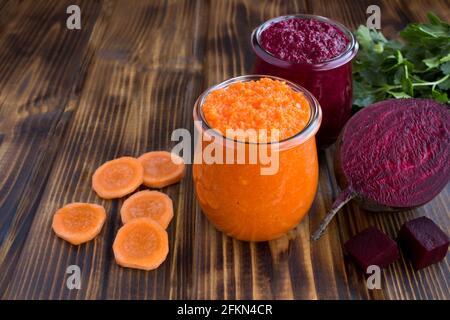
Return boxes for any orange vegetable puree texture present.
[194,78,319,241]
[202,78,310,141]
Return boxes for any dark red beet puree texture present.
[259,18,349,64]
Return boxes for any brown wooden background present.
[0,0,449,300]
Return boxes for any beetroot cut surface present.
[312,99,450,240]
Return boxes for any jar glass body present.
[251,14,358,147]
[192,75,322,241]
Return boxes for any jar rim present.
[193,75,322,149]
[251,14,358,71]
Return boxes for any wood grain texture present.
[0,0,448,300]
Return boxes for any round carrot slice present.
[113,218,169,271]
[138,151,185,188]
[120,190,173,228]
[52,203,106,245]
[92,156,144,199]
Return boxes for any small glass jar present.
[251,14,358,147]
[193,75,322,241]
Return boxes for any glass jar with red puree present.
[251,15,358,147]
[193,76,322,242]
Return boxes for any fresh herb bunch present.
[353,12,450,110]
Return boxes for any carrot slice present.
[138,151,185,188]
[52,203,106,245]
[113,217,169,271]
[92,156,144,199]
[121,190,173,228]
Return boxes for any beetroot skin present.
[312,99,450,240]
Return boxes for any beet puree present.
[260,18,349,64]
[251,15,358,147]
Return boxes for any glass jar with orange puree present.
[193,75,322,241]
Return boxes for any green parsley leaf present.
[353,12,450,110]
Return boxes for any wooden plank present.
[308,0,384,301]
[0,0,23,37]
[192,0,323,300]
[401,0,450,24]
[0,0,448,300]
[2,0,208,300]
[0,0,114,297]
[376,0,450,300]
[194,0,450,300]
[309,0,450,300]
[100,0,208,300]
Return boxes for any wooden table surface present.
[0,0,449,300]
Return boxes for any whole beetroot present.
[312,99,450,240]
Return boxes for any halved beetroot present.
[312,99,450,240]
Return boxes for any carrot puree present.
[202,78,310,141]
[193,76,321,241]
